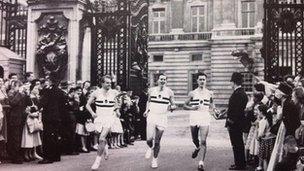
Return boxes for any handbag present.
[27,116,43,133]
[85,121,95,133]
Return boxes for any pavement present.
[0,110,248,171]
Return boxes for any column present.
[26,9,40,75]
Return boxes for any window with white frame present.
[191,6,206,32]
[152,8,166,34]
[241,1,255,28]
[153,55,164,62]
[191,54,203,61]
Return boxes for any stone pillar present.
[64,7,84,82]
[26,0,86,82]
[81,27,91,81]
[26,8,39,75]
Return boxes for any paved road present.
[1,111,244,171]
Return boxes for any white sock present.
[199,160,204,166]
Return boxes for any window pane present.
[191,54,203,61]
[199,17,205,32]
[153,12,158,18]
[192,18,197,32]
[153,21,159,33]
[199,6,204,15]
[242,13,248,28]
[160,11,165,17]
[249,13,255,27]
[191,7,197,15]
[153,55,163,62]
[241,2,247,12]
[160,21,165,33]
[249,2,255,11]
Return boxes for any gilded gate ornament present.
[36,15,68,78]
[277,9,297,33]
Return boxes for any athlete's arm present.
[183,91,199,110]
[168,89,177,111]
[143,88,151,117]
[209,91,219,119]
[114,90,121,117]
[86,90,97,118]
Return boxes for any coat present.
[226,87,248,129]
[39,86,67,124]
[7,91,27,126]
[282,98,301,136]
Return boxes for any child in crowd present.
[245,93,264,164]
[247,104,260,163]
[256,104,276,171]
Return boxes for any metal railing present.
[0,0,27,58]
[213,28,256,37]
[149,32,212,42]
[149,28,257,42]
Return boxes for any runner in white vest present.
[184,72,217,171]
[86,75,120,170]
[144,73,177,169]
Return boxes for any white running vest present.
[189,88,212,114]
[93,89,118,117]
[149,87,172,115]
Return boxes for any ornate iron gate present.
[263,0,304,82]
[0,0,27,58]
[87,0,148,93]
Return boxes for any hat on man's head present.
[278,82,293,96]
[230,72,243,85]
[254,83,265,93]
[49,72,60,85]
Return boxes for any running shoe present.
[192,148,200,158]
[151,157,158,169]
[197,164,204,171]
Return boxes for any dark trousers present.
[228,126,246,167]
[122,114,135,144]
[7,124,23,162]
[61,114,77,154]
[42,122,61,161]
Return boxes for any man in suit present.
[226,72,248,170]
[38,72,67,164]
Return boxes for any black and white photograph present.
[0,0,304,170]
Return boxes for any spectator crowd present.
[241,74,304,171]
[0,72,148,164]
[2,71,304,171]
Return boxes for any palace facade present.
[148,0,264,107]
